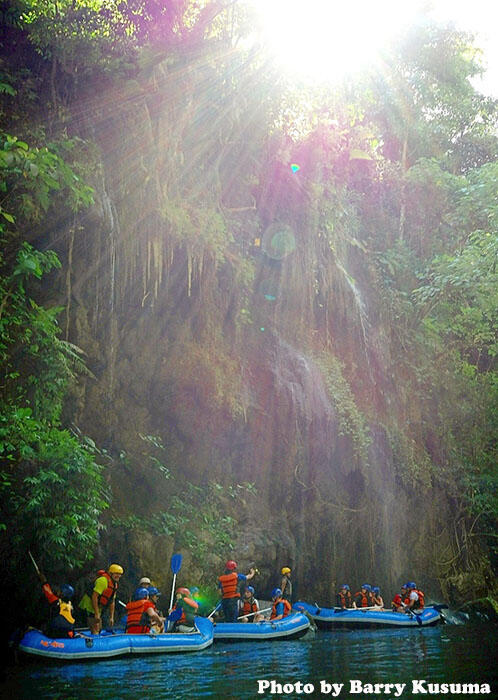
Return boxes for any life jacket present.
[125,599,153,633]
[392,594,402,610]
[98,572,118,607]
[58,600,75,625]
[176,597,199,625]
[354,591,369,608]
[413,589,425,609]
[219,572,239,599]
[270,598,292,619]
[240,599,258,616]
[337,591,353,608]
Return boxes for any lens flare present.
[262,223,296,260]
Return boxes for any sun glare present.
[249,0,419,83]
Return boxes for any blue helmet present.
[373,587,380,594]
[407,582,416,589]
[60,584,74,600]
[271,587,282,598]
[340,584,350,591]
[246,586,255,594]
[401,583,409,589]
[361,584,371,591]
[133,587,149,600]
[190,587,199,595]
[148,586,161,596]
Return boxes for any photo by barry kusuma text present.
[256,679,493,696]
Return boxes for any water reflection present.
[6,625,497,699]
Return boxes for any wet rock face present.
[50,61,493,605]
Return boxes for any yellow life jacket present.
[59,600,75,624]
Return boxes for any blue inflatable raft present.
[293,602,442,628]
[213,612,310,641]
[19,616,213,660]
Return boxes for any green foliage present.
[0,245,109,570]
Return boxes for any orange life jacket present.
[270,598,292,619]
[354,591,369,608]
[337,591,353,608]
[241,599,258,615]
[98,572,118,608]
[219,572,240,599]
[125,599,153,633]
[414,589,425,609]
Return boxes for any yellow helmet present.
[281,567,291,575]
[108,564,124,574]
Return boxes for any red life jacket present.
[354,591,369,607]
[125,599,154,633]
[414,589,425,609]
[98,572,118,608]
[337,591,353,608]
[241,599,258,615]
[219,572,239,599]
[270,598,292,619]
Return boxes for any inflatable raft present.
[293,602,442,628]
[19,616,213,660]
[213,612,310,641]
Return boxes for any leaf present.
[1,211,15,223]
[349,149,373,161]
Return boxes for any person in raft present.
[171,587,199,632]
[391,593,404,612]
[218,560,255,623]
[77,568,106,626]
[138,576,151,589]
[148,586,165,633]
[371,586,384,608]
[270,588,292,620]
[405,582,425,613]
[125,587,163,634]
[90,563,124,634]
[238,586,264,622]
[353,584,373,608]
[37,569,76,639]
[336,584,353,609]
[280,567,293,602]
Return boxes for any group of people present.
[336,582,425,614]
[218,561,293,623]
[37,558,425,640]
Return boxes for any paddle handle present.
[237,606,272,620]
[169,573,177,613]
[28,550,41,576]
[207,601,222,619]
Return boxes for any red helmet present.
[225,560,237,570]
[176,587,190,596]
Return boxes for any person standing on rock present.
[218,560,255,623]
[280,567,293,602]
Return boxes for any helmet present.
[60,584,74,600]
[361,584,371,591]
[340,584,350,591]
[407,582,416,589]
[139,577,151,586]
[401,583,408,589]
[176,587,191,597]
[148,586,161,596]
[246,586,255,594]
[108,564,124,575]
[271,587,282,598]
[133,587,149,600]
[281,567,291,575]
[373,587,380,594]
[225,560,237,570]
[190,587,199,595]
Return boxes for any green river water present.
[2,624,496,699]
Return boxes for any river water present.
[3,624,496,699]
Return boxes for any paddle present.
[168,553,183,613]
[334,606,381,612]
[207,601,222,619]
[403,605,422,626]
[237,607,272,620]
